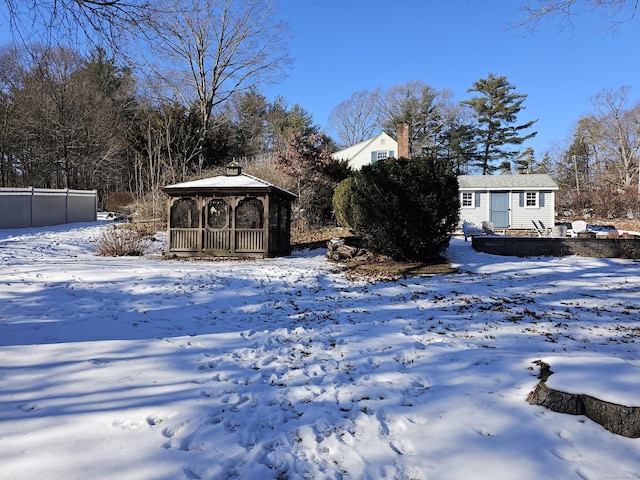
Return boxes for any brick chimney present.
[397,123,409,158]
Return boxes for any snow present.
[1,219,640,480]
[541,356,640,406]
[163,173,294,196]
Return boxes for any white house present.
[458,174,559,230]
[334,131,559,233]
[331,132,398,170]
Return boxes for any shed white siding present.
[458,174,558,231]
[509,190,556,229]
[459,191,488,227]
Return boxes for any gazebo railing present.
[170,228,199,251]
[170,228,263,253]
[204,229,230,250]
[235,229,263,252]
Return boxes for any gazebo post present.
[197,195,203,254]
[229,195,237,255]
[262,196,270,256]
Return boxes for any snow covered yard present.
[1,220,639,480]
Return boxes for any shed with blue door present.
[458,174,559,231]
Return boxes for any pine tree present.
[515,147,536,174]
[463,73,537,175]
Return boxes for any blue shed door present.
[490,192,510,228]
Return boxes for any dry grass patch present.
[342,255,458,282]
[290,223,457,281]
[96,224,153,257]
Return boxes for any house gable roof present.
[458,174,559,191]
[331,132,397,161]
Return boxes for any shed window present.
[170,198,199,228]
[206,199,228,229]
[462,192,473,207]
[236,197,263,229]
[525,192,537,207]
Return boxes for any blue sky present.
[0,1,637,159]
[262,0,640,158]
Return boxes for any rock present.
[326,238,363,262]
[527,361,640,438]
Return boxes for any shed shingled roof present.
[458,174,558,190]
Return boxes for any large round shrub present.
[350,155,459,261]
[332,177,356,229]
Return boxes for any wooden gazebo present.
[162,164,296,258]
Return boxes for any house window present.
[462,192,473,207]
[526,192,537,207]
[376,151,388,161]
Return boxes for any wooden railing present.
[170,228,264,254]
[235,229,263,252]
[170,229,199,251]
[203,229,230,251]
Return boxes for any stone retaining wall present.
[471,236,640,258]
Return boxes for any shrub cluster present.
[334,155,460,261]
[96,225,152,256]
[558,186,640,219]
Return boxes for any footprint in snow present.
[87,358,111,365]
[18,403,41,412]
[147,414,170,426]
[112,419,141,430]
[380,411,418,455]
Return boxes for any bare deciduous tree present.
[3,45,131,192]
[328,89,381,148]
[587,86,640,189]
[0,45,25,186]
[141,0,291,175]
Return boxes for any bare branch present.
[2,0,159,56]
[514,0,639,34]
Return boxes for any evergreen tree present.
[226,89,269,161]
[536,152,553,174]
[350,155,459,261]
[378,80,457,157]
[267,97,318,156]
[559,134,591,192]
[439,123,477,175]
[515,147,536,174]
[463,73,537,175]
